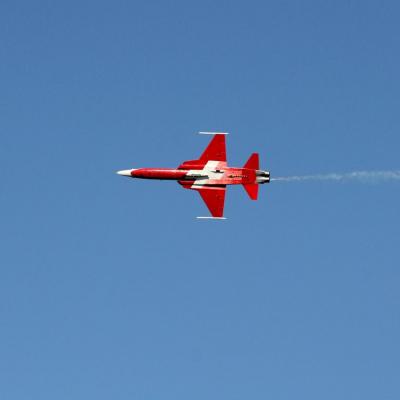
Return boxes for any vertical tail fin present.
[243,153,259,170]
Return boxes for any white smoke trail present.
[271,170,400,183]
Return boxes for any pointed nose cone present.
[116,169,133,176]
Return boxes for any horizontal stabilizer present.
[243,183,258,200]
[243,153,259,170]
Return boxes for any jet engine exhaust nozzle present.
[256,170,270,183]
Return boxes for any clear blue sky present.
[1,1,399,399]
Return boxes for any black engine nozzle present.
[256,171,270,184]
[256,170,270,178]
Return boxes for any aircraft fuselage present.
[117,166,270,185]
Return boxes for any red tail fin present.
[243,153,259,170]
[243,184,258,200]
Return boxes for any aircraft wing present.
[195,185,226,218]
[178,133,228,170]
[199,133,227,162]
[178,133,228,218]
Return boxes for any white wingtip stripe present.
[198,131,229,135]
[196,217,227,220]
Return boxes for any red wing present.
[197,186,226,217]
[199,134,227,162]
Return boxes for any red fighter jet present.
[117,132,270,219]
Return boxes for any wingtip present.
[196,216,227,220]
[198,131,229,135]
